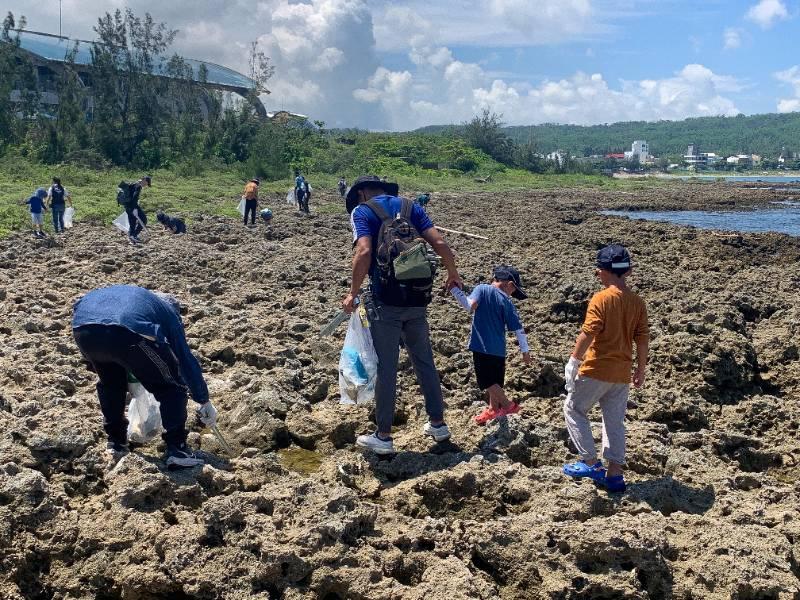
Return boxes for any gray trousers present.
[370,305,444,433]
[563,375,629,465]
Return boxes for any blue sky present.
[11,0,800,129]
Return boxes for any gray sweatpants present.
[563,375,629,465]
[370,305,444,433]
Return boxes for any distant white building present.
[726,154,753,167]
[546,151,566,166]
[624,140,650,162]
[684,143,720,169]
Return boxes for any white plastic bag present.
[338,311,378,405]
[63,207,75,229]
[113,211,129,233]
[237,197,246,216]
[286,190,295,205]
[127,382,163,443]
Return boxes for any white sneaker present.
[165,443,204,469]
[356,432,395,455]
[423,422,451,442]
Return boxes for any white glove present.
[564,357,582,393]
[197,400,218,427]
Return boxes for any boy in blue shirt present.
[25,187,48,238]
[452,266,532,424]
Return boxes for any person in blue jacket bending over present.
[72,285,218,469]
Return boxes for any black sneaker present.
[165,443,204,469]
[105,440,130,460]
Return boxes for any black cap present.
[493,265,527,300]
[596,244,632,275]
[251,178,260,185]
[345,175,399,214]
[142,175,152,185]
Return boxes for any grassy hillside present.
[417,112,800,158]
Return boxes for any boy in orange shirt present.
[562,244,648,492]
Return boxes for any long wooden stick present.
[435,226,489,240]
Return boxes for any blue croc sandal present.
[599,474,626,493]
[563,460,606,480]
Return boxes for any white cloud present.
[10,0,746,129]
[745,0,789,29]
[356,36,741,130]
[372,0,611,51]
[775,66,800,113]
[723,28,742,50]
[252,0,387,127]
[489,0,592,39]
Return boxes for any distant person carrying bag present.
[47,177,72,234]
[117,175,151,244]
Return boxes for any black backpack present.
[50,185,65,206]
[366,197,437,307]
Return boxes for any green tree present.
[0,12,39,149]
[36,43,89,163]
[513,140,544,173]
[0,13,25,151]
[90,9,177,166]
[462,108,514,165]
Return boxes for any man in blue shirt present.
[343,175,463,454]
[72,285,218,468]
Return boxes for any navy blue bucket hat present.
[597,244,632,275]
[345,175,399,214]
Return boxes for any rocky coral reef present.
[0,183,798,599]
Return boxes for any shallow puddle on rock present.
[278,447,323,475]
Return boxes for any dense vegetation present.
[419,112,800,160]
[0,10,597,179]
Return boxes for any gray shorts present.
[31,213,43,225]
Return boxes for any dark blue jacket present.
[72,285,208,403]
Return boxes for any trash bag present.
[126,382,163,443]
[237,197,246,216]
[63,207,75,229]
[338,311,378,405]
[113,211,129,233]
[286,190,295,205]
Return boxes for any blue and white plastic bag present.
[338,312,378,404]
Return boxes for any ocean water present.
[675,175,800,183]
[602,206,800,237]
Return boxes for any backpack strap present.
[365,199,393,223]
[399,197,413,220]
